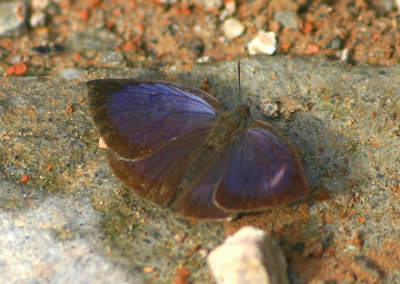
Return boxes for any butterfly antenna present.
[238,59,242,105]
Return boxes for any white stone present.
[248,30,276,55]
[59,68,82,80]
[30,11,46,28]
[32,0,51,9]
[195,0,224,9]
[207,226,289,284]
[260,99,279,117]
[98,137,108,149]
[340,48,350,63]
[223,18,245,39]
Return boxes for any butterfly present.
[87,78,308,220]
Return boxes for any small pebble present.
[0,1,28,37]
[195,0,224,9]
[197,56,213,62]
[248,30,276,55]
[174,233,185,243]
[207,226,289,284]
[30,10,47,28]
[219,0,236,20]
[305,43,320,54]
[366,0,395,15]
[273,10,300,30]
[10,55,23,65]
[198,249,208,258]
[329,37,343,50]
[98,137,108,149]
[303,21,314,34]
[6,61,28,76]
[143,266,155,273]
[222,18,245,39]
[60,68,82,80]
[225,0,236,14]
[99,51,125,67]
[32,0,51,9]
[260,99,279,117]
[340,48,351,62]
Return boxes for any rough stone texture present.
[207,226,288,284]
[0,187,137,284]
[273,10,300,30]
[0,1,27,37]
[1,55,400,282]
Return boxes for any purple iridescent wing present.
[87,79,225,159]
[214,120,308,211]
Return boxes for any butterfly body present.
[87,79,308,220]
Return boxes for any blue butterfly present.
[87,78,308,220]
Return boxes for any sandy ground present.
[1,0,400,283]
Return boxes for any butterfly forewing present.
[87,79,225,159]
[214,120,308,211]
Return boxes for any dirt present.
[1,0,400,76]
[1,0,400,283]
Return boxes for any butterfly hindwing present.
[170,140,238,220]
[107,129,211,206]
[214,120,309,211]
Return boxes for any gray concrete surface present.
[1,55,399,282]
